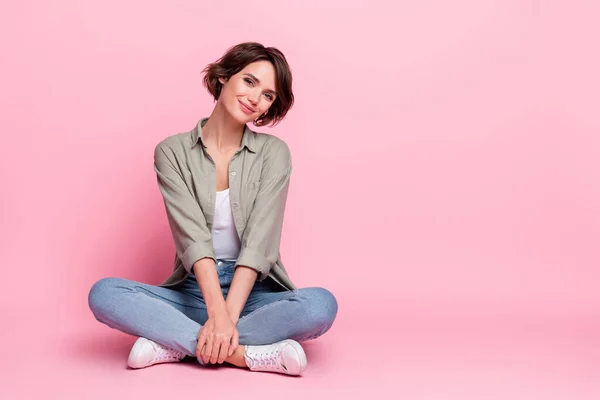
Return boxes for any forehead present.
[239,61,277,90]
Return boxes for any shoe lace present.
[250,348,281,369]
[152,342,185,361]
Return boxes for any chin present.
[236,110,256,125]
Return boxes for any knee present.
[88,277,125,317]
[300,287,338,329]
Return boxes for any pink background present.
[1,0,599,398]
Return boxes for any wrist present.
[207,301,228,318]
[225,303,240,323]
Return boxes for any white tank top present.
[211,188,241,261]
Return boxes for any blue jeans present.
[88,260,338,364]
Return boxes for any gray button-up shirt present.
[154,117,296,291]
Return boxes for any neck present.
[203,102,245,152]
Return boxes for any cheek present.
[222,89,238,109]
[234,81,249,96]
[259,99,272,111]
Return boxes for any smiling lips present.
[239,100,255,114]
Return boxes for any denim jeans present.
[88,260,338,365]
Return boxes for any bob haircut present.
[202,42,294,127]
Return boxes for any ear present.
[218,77,229,85]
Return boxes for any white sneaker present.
[244,339,307,376]
[127,337,186,369]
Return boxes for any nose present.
[248,90,260,105]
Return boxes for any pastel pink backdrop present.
[1,0,598,398]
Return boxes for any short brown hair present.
[202,42,294,127]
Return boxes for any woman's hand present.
[196,311,239,364]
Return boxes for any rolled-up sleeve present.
[235,140,292,281]
[154,142,215,272]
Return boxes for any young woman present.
[88,42,338,376]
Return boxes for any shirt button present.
[231,171,237,176]
[233,203,238,209]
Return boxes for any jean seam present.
[127,284,206,310]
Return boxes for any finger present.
[210,342,221,364]
[217,340,229,364]
[196,332,207,359]
[229,330,239,357]
[203,336,214,364]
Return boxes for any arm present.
[193,258,228,316]
[225,266,258,324]
[227,140,293,319]
[154,142,224,309]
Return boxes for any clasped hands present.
[196,307,240,365]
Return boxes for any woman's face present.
[218,60,278,125]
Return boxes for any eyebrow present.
[243,73,278,96]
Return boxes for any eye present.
[244,78,254,86]
[264,93,274,101]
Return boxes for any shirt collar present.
[192,117,257,153]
